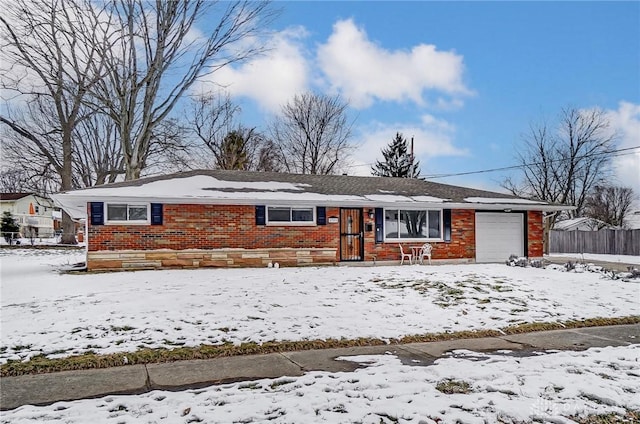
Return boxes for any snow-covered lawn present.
[547,253,640,266]
[3,345,639,423]
[1,249,638,364]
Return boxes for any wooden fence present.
[549,229,640,256]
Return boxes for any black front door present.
[340,208,363,261]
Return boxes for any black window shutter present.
[316,206,326,225]
[374,208,384,243]
[151,203,163,225]
[255,205,266,225]
[443,209,452,242]
[90,202,104,226]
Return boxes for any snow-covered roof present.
[553,217,611,231]
[464,197,546,205]
[623,210,640,230]
[52,170,571,219]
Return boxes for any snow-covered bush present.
[529,259,545,268]
[556,261,639,282]
[505,254,529,267]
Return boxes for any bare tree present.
[144,118,195,175]
[1,101,60,195]
[187,92,281,171]
[0,169,32,193]
[269,92,354,175]
[503,108,616,254]
[1,101,123,192]
[90,0,273,180]
[72,112,124,187]
[188,91,241,168]
[503,107,616,219]
[254,139,283,172]
[0,0,108,243]
[585,185,634,228]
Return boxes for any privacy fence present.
[549,229,640,256]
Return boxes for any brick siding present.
[363,209,476,262]
[86,204,544,270]
[89,205,340,252]
[527,210,544,258]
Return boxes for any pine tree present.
[371,133,421,178]
[1,211,20,244]
[217,130,249,170]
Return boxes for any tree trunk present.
[60,131,77,245]
[60,211,77,245]
[125,164,141,180]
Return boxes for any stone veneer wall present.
[87,248,338,270]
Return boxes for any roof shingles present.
[61,169,523,203]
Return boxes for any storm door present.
[339,208,364,261]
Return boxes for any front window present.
[106,203,149,223]
[384,209,442,240]
[267,206,314,225]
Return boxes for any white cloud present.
[194,27,310,113]
[193,19,471,113]
[317,19,471,109]
[604,101,640,193]
[346,115,468,176]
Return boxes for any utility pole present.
[410,136,414,165]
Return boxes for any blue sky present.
[196,1,640,194]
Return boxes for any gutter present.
[52,193,573,221]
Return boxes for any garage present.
[475,212,524,263]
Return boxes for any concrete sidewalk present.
[1,324,638,411]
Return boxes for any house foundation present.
[87,248,338,271]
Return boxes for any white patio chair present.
[399,244,412,265]
[418,243,432,265]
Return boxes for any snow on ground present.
[1,249,638,364]
[548,253,640,266]
[0,237,87,249]
[3,345,639,423]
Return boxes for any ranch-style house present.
[52,170,568,271]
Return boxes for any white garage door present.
[475,213,524,263]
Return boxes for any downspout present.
[84,215,89,268]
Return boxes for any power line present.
[420,145,640,179]
[346,145,639,178]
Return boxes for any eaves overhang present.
[52,193,573,220]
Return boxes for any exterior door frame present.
[339,208,364,261]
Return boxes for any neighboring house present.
[0,193,61,238]
[553,217,613,231]
[52,170,569,271]
[624,210,640,230]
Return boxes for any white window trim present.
[383,208,444,242]
[105,202,151,225]
[266,205,316,226]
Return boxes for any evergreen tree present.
[218,130,249,170]
[371,133,421,178]
[1,211,20,244]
